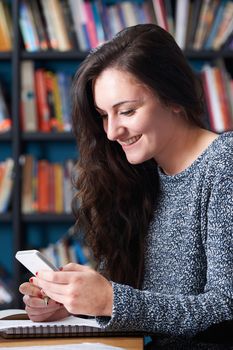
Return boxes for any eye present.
[119,109,135,116]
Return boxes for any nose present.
[104,116,125,141]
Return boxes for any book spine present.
[21,61,38,132]
[38,160,50,213]
[35,69,50,132]
[152,0,168,31]
[175,0,189,49]
[0,158,14,213]
[0,84,11,132]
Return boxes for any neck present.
[157,126,217,176]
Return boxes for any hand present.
[19,281,70,322]
[33,263,113,316]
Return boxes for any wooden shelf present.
[21,50,88,60]
[184,49,233,60]
[22,132,75,142]
[0,212,12,223]
[22,213,75,223]
[0,51,11,60]
[0,131,12,141]
[20,49,233,61]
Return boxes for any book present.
[49,0,72,51]
[60,0,79,50]
[187,0,202,49]
[164,0,174,35]
[38,159,50,213]
[174,0,190,49]
[0,84,11,133]
[0,313,139,338]
[21,154,34,214]
[21,60,38,132]
[204,0,226,49]
[0,0,12,51]
[40,0,59,50]
[68,0,89,51]
[201,64,226,132]
[29,0,50,50]
[212,1,233,50]
[19,0,40,52]
[35,69,50,132]
[151,0,168,31]
[0,158,14,213]
[84,1,98,49]
[193,0,220,50]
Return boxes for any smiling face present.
[93,68,180,165]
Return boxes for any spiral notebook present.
[0,315,138,339]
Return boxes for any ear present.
[171,105,182,114]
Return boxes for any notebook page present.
[0,344,124,350]
[0,316,100,330]
[0,309,27,320]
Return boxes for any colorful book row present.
[21,61,72,133]
[18,0,156,52]
[18,0,233,52]
[41,230,94,269]
[152,0,233,50]
[201,60,233,133]
[0,158,14,214]
[1,0,233,53]
[21,155,76,214]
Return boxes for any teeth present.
[122,135,141,145]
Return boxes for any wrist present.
[102,281,113,316]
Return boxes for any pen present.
[43,296,50,306]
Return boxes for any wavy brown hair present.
[71,24,205,288]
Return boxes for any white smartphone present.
[15,249,59,276]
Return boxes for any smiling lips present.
[119,135,142,146]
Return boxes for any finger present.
[36,279,69,296]
[25,305,59,318]
[29,277,40,287]
[23,295,59,308]
[38,290,69,306]
[36,270,87,284]
[19,282,42,297]
[27,307,68,323]
[62,263,91,272]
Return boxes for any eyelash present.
[119,109,135,116]
[98,109,136,119]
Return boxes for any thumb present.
[61,263,91,272]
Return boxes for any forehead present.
[93,68,151,106]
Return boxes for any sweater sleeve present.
[96,175,233,337]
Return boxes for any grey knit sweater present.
[97,131,233,337]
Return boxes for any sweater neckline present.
[157,132,227,182]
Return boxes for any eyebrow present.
[95,99,140,111]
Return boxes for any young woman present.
[19,24,233,348]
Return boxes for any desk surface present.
[0,336,143,349]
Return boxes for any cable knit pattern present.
[96,132,233,337]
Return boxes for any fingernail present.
[35,272,38,276]
[59,267,63,271]
[29,277,33,283]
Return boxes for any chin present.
[126,155,148,165]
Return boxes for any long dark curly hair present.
[71,24,205,288]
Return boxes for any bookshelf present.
[0,0,232,308]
